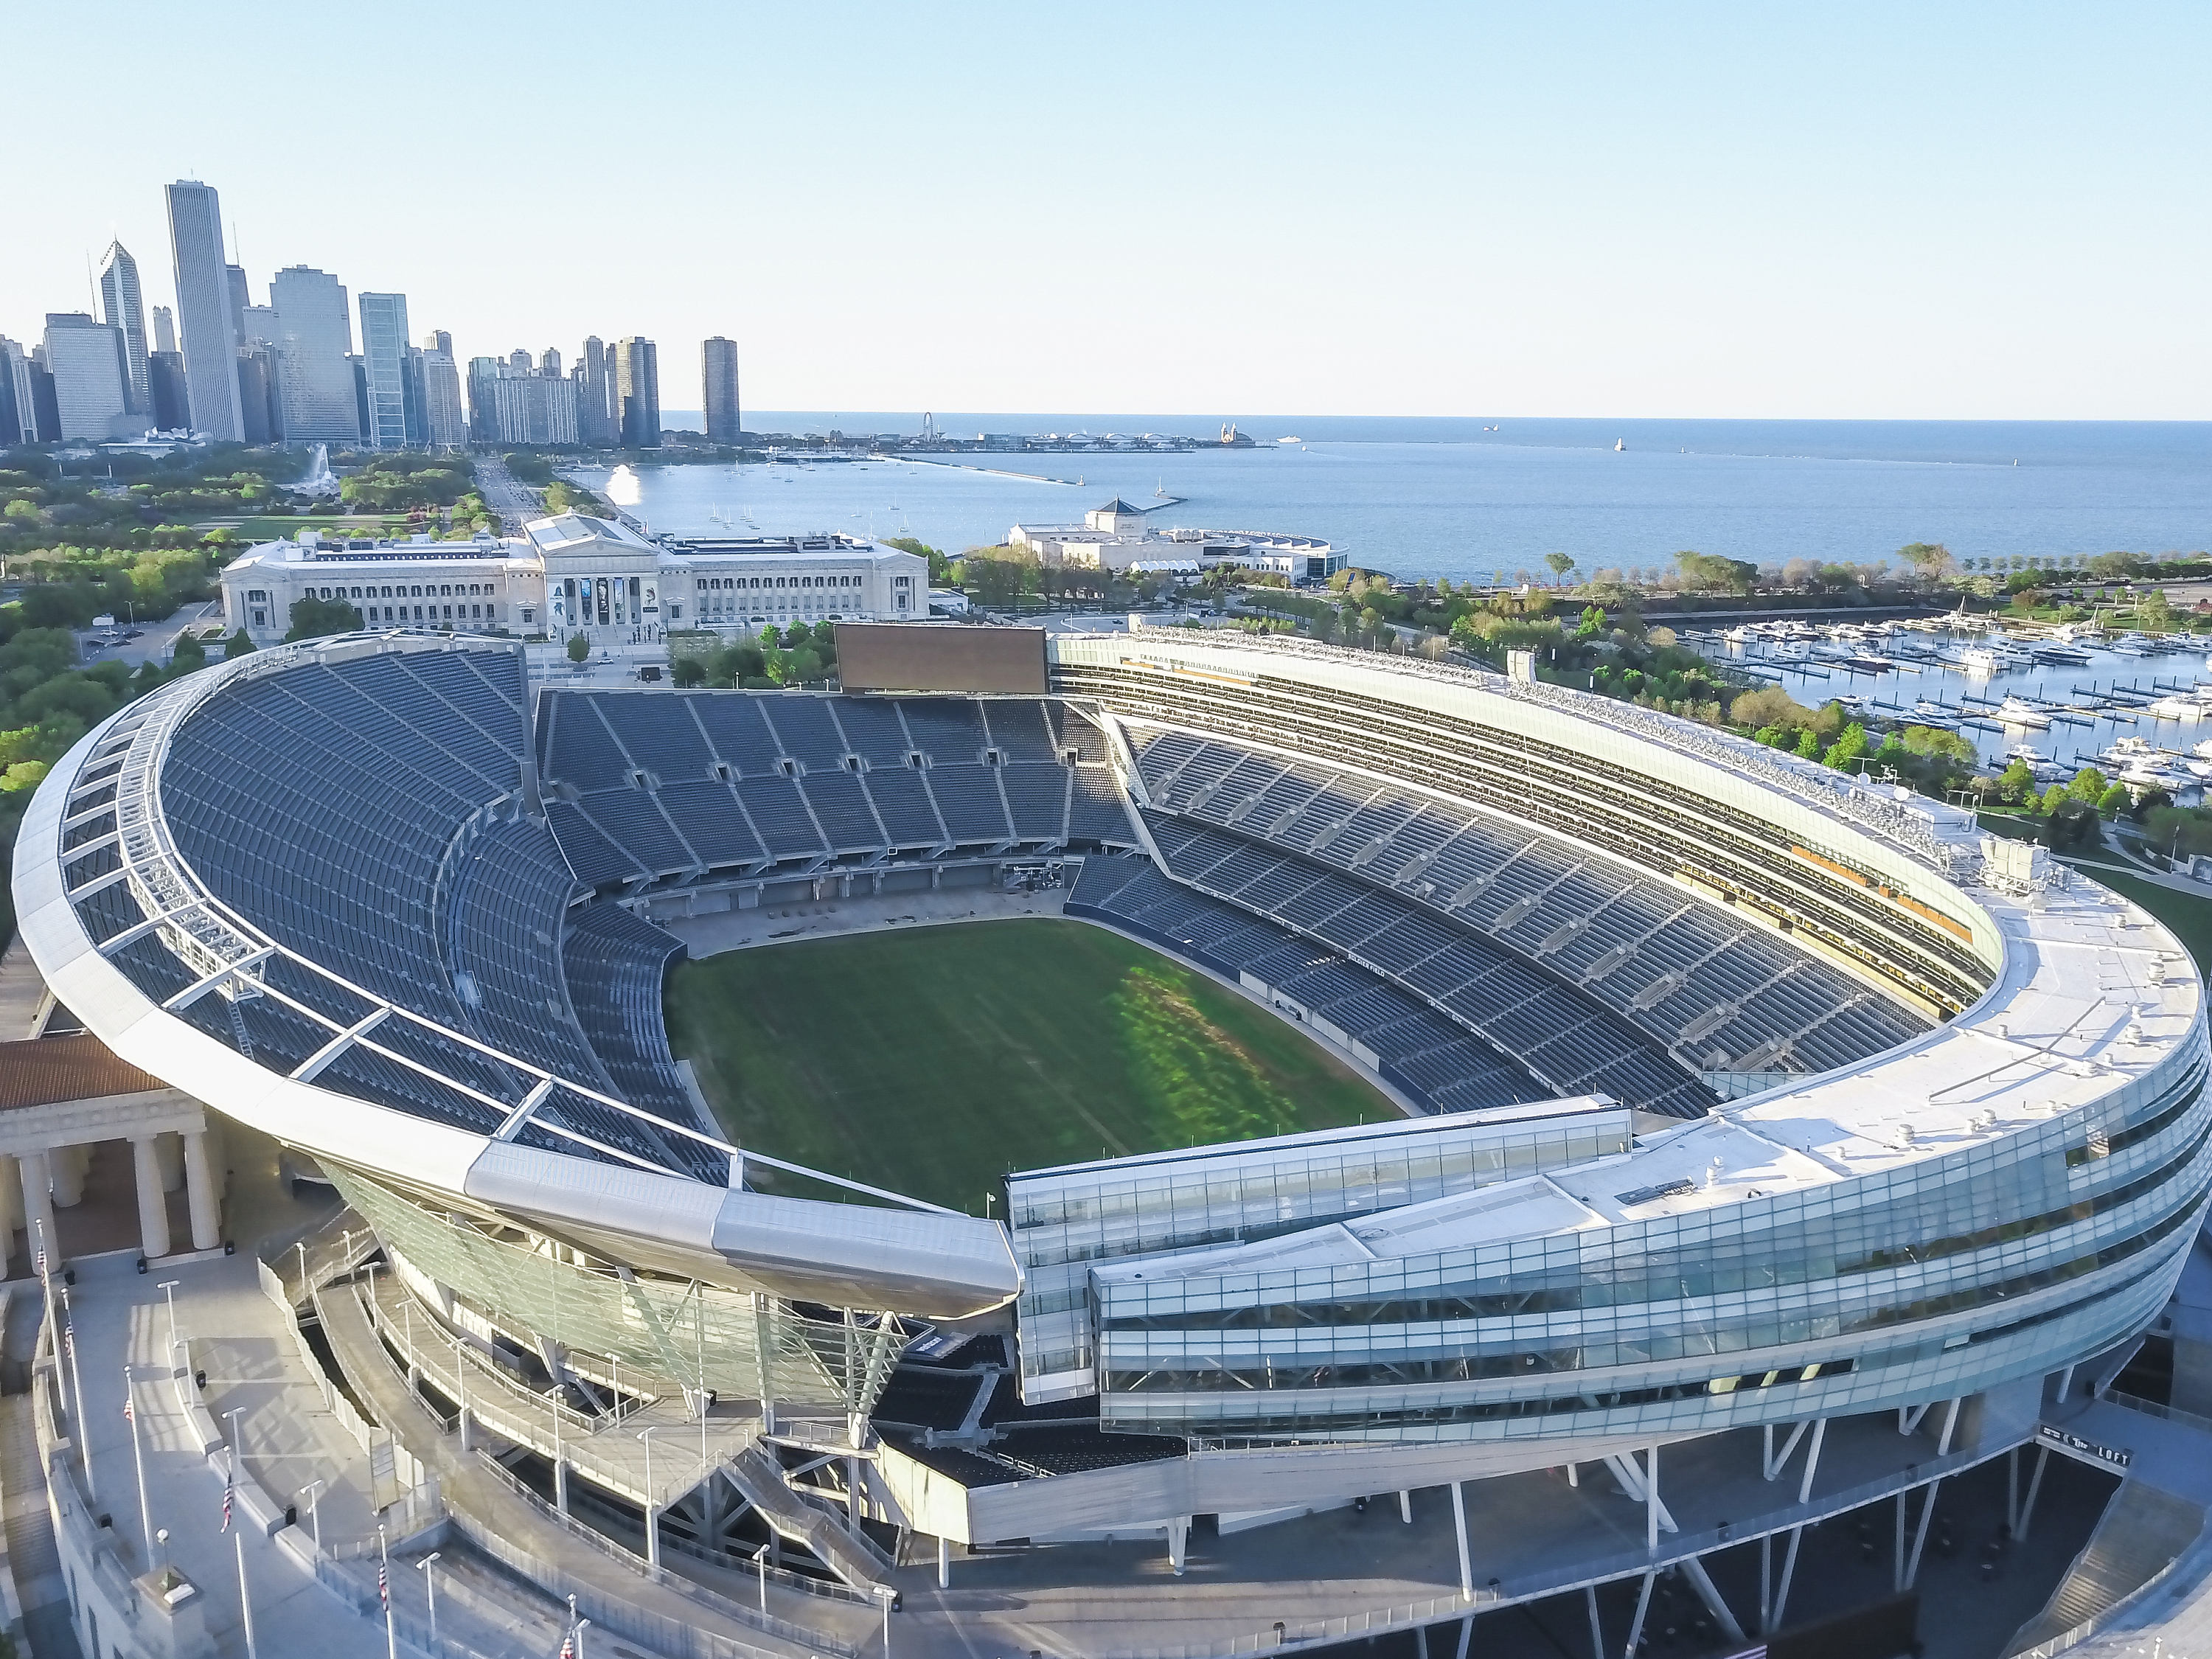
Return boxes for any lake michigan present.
[592,416,2212,585]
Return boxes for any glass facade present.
[1008,1102,1632,1399]
[1045,637,2212,1446]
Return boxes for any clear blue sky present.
[5,1,2207,420]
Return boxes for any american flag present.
[35,1250,46,1276]
[378,1560,389,1608]
[122,1394,133,1423]
[61,1321,73,1361]
[558,1629,574,1659]
[221,1469,233,1533]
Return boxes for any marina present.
[1683,613,2212,792]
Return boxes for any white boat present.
[1997,696,2053,728]
[1278,437,1303,445]
[2148,695,2210,720]
[1958,647,2001,675]
[1614,439,1626,452]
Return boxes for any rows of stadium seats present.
[145,650,723,1173]
[1130,731,1925,1079]
[1091,672,1986,1011]
[535,692,1134,883]
[560,902,694,1119]
[1066,855,1551,1116]
[1140,813,1704,1114]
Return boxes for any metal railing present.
[445,1475,851,1659]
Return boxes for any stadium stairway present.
[2006,1481,2205,1654]
[726,1443,896,1593]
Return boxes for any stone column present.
[18,1152,57,1270]
[182,1130,221,1252]
[132,1138,170,1262]
[154,1133,185,1194]
[49,1144,86,1208]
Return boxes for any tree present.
[671,657,706,687]
[2044,799,2103,852]
[1822,723,1870,771]
[1793,728,1821,760]
[168,631,206,673]
[1997,758,2037,804]
[285,594,364,642]
[2097,783,2132,815]
[2067,765,2109,805]
[1730,686,1815,732]
[1896,542,1954,580]
[1673,552,1758,595]
[222,629,255,659]
[1544,552,1576,586]
[566,633,590,664]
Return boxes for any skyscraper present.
[151,305,176,355]
[41,313,132,440]
[165,179,242,439]
[577,337,615,447]
[358,292,411,450]
[268,265,360,442]
[226,265,251,344]
[615,336,659,448]
[702,336,741,445]
[0,338,32,446]
[418,342,465,448]
[540,347,562,378]
[97,241,151,414]
[148,351,190,431]
[423,329,452,356]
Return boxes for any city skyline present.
[3,4,2209,421]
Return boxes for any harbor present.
[1680,613,2212,796]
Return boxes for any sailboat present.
[1155,479,1169,498]
[1614,438,1627,452]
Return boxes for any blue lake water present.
[602,415,2212,582]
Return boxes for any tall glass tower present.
[357,292,411,450]
[164,180,243,439]
[97,241,150,415]
[615,336,659,448]
[702,336,741,445]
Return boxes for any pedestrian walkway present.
[313,1273,875,1657]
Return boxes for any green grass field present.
[664,919,1396,1213]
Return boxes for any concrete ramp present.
[2008,1481,2204,1654]
[726,1443,892,1593]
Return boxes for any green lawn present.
[664,919,1396,1213]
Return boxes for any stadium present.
[13,614,2211,1657]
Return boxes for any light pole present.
[417,1551,442,1645]
[754,1540,771,1611]
[299,1480,327,1552]
[636,1426,658,1567]
[546,1383,568,1514]
[125,1363,153,1561]
[157,1279,181,1360]
[875,1583,896,1655]
[295,1239,308,1300]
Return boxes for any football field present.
[663,917,1396,1214]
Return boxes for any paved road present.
[473,455,543,532]
[72,598,222,671]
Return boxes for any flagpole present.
[61,1287,93,1503]
[378,1520,397,1659]
[125,1363,153,1562]
[234,1530,258,1659]
[223,1405,244,1535]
